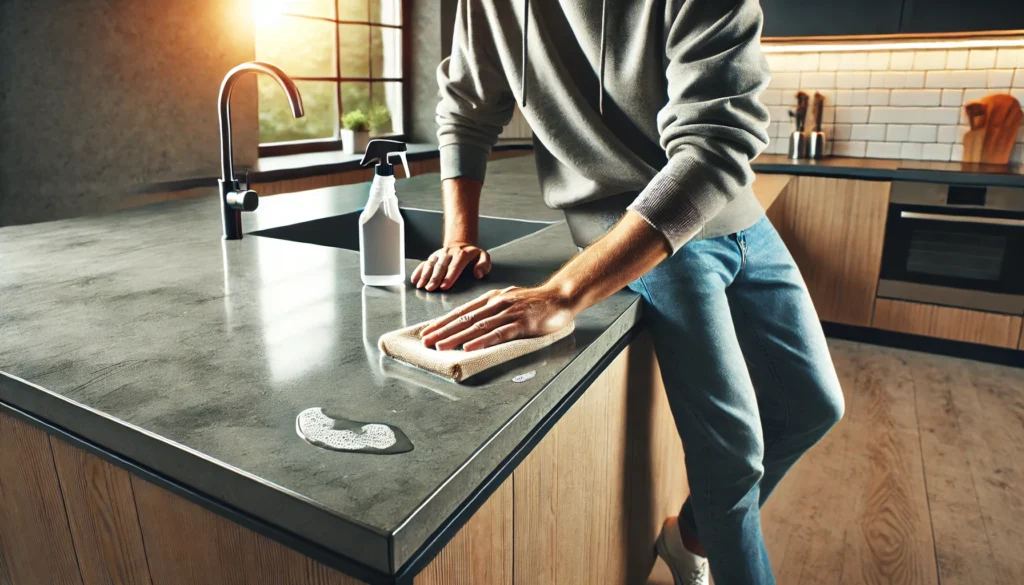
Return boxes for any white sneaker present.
[656,516,709,585]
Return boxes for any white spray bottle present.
[358,139,410,286]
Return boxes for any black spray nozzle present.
[360,139,408,177]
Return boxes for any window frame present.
[257,0,410,157]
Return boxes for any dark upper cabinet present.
[761,0,1024,38]
[899,0,1024,34]
[760,0,903,37]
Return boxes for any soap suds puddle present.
[296,407,413,454]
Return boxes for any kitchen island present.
[2,157,801,585]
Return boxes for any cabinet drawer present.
[872,298,1023,349]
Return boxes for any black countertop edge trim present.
[822,322,1024,368]
[751,163,1024,188]
[391,321,643,585]
[135,144,536,196]
[0,399,396,585]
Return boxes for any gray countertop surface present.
[0,156,643,575]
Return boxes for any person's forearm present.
[543,210,677,313]
[442,177,483,245]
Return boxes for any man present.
[412,1,845,583]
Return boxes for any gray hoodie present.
[436,0,772,253]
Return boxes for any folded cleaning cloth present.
[378,320,575,383]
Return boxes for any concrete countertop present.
[753,153,1024,187]
[0,156,643,579]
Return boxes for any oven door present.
[879,204,1024,314]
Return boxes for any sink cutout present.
[250,207,552,260]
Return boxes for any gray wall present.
[0,0,259,226]
[407,0,459,144]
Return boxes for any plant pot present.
[342,129,371,154]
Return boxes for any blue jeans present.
[628,216,845,585]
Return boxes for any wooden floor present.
[647,339,1024,585]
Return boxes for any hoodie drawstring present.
[521,0,607,115]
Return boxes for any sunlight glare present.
[253,0,291,28]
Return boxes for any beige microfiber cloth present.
[378,320,575,383]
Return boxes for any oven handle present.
[900,211,1024,227]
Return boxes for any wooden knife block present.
[962,94,1022,164]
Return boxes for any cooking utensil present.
[788,92,811,159]
[962,94,1022,164]
[808,92,827,159]
[795,91,809,132]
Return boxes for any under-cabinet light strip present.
[762,37,1024,54]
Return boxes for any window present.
[254,0,404,149]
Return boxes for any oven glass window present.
[905,229,1007,281]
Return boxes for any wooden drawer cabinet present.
[873,299,1024,349]
[766,176,891,327]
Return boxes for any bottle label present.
[362,211,402,276]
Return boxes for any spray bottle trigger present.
[389,151,410,178]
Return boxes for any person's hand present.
[411,242,491,291]
[420,285,575,351]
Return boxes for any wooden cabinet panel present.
[873,299,1023,348]
[414,481,513,585]
[767,176,891,327]
[0,412,83,585]
[50,438,153,585]
[512,335,686,585]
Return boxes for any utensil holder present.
[808,131,827,160]
[788,131,807,159]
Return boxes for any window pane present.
[255,15,335,78]
[370,0,401,25]
[371,26,402,78]
[341,81,371,118]
[286,0,335,17]
[337,0,368,21]
[260,79,338,143]
[338,24,370,78]
[371,82,403,134]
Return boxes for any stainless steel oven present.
[878,181,1024,314]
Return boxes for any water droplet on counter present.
[512,371,536,383]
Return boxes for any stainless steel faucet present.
[218,62,304,240]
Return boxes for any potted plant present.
[341,110,370,154]
[367,104,392,136]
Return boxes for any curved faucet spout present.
[218,61,304,183]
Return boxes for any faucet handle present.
[226,189,259,212]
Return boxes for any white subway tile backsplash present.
[835,107,870,123]
[908,125,938,142]
[995,48,1022,69]
[836,72,871,89]
[988,69,1015,88]
[913,51,947,70]
[760,43,1023,163]
[867,52,891,71]
[890,51,915,70]
[768,72,801,89]
[851,124,886,141]
[867,89,890,105]
[867,142,901,158]
[936,125,958,143]
[760,89,783,105]
[945,50,969,69]
[819,52,841,70]
[951,144,965,162]
[886,125,910,141]
[889,89,942,106]
[833,141,867,156]
[968,49,997,69]
[837,52,869,71]
[905,72,926,88]
[901,142,924,159]
[801,72,836,88]
[923,143,953,161]
[940,89,963,106]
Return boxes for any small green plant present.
[367,105,392,132]
[341,110,370,132]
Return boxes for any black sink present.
[249,207,552,260]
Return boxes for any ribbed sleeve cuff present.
[627,157,729,253]
[439,143,490,183]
